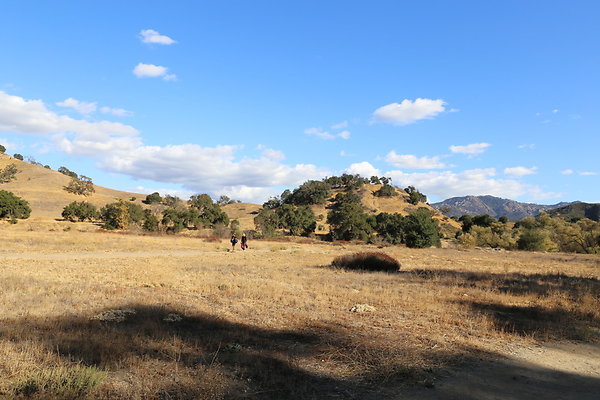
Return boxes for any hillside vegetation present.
[0,153,144,220]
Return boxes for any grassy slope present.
[0,153,145,220]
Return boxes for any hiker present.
[240,232,248,250]
[230,233,238,251]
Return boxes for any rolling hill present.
[0,153,145,220]
[546,202,600,222]
[1,153,459,233]
[431,195,574,221]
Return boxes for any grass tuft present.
[12,365,106,399]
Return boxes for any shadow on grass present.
[2,303,600,399]
[408,269,600,340]
[1,305,431,399]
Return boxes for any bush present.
[331,252,401,272]
[0,144,5,153]
[100,200,134,230]
[285,180,331,205]
[374,184,396,197]
[0,190,31,220]
[327,202,375,241]
[0,163,18,183]
[142,210,159,232]
[64,176,95,196]
[62,201,99,222]
[13,153,23,161]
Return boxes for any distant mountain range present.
[431,195,575,221]
[546,202,600,222]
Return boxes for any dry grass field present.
[1,221,599,399]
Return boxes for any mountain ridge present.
[431,195,576,221]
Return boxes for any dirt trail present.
[407,342,600,400]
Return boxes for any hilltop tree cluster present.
[254,175,440,248]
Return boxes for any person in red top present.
[240,233,248,250]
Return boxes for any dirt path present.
[407,342,600,400]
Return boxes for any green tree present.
[254,207,280,237]
[62,201,99,222]
[0,164,19,184]
[276,204,317,236]
[100,199,133,230]
[0,190,31,220]
[13,153,23,161]
[143,192,162,204]
[405,186,427,205]
[374,212,405,244]
[0,144,6,153]
[459,215,474,232]
[374,184,396,197]
[58,166,78,179]
[473,214,496,228]
[403,208,440,248]
[64,176,95,196]
[142,210,159,232]
[161,208,187,233]
[189,194,229,227]
[285,180,331,205]
[327,202,375,241]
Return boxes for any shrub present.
[142,211,159,232]
[517,229,549,251]
[331,252,401,272]
[64,176,95,196]
[13,153,23,161]
[374,212,404,244]
[0,163,18,183]
[0,190,31,220]
[276,204,317,236]
[62,201,99,222]
[0,144,5,153]
[374,184,396,197]
[12,365,106,398]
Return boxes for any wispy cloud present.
[139,29,176,45]
[100,106,133,117]
[504,166,538,177]
[449,142,490,156]
[385,151,447,169]
[561,169,574,175]
[518,144,535,150]
[372,98,446,125]
[579,171,597,176]
[304,127,350,140]
[56,98,97,116]
[133,63,177,81]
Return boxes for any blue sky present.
[1,0,598,204]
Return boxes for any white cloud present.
[133,63,177,81]
[561,169,574,175]
[139,29,176,45]
[579,171,598,176]
[385,168,560,201]
[385,151,447,169]
[56,98,97,115]
[304,127,350,140]
[0,137,17,152]
[344,162,381,178]
[372,98,446,125]
[552,109,560,114]
[337,130,351,139]
[0,91,138,138]
[504,166,538,177]
[0,91,329,200]
[449,142,490,156]
[518,144,535,150]
[331,121,348,130]
[100,106,132,117]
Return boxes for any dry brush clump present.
[331,251,401,272]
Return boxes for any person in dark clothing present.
[230,233,238,251]
[240,233,248,250]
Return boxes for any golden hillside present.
[0,153,145,220]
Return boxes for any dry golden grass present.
[0,222,598,399]
[0,153,144,220]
